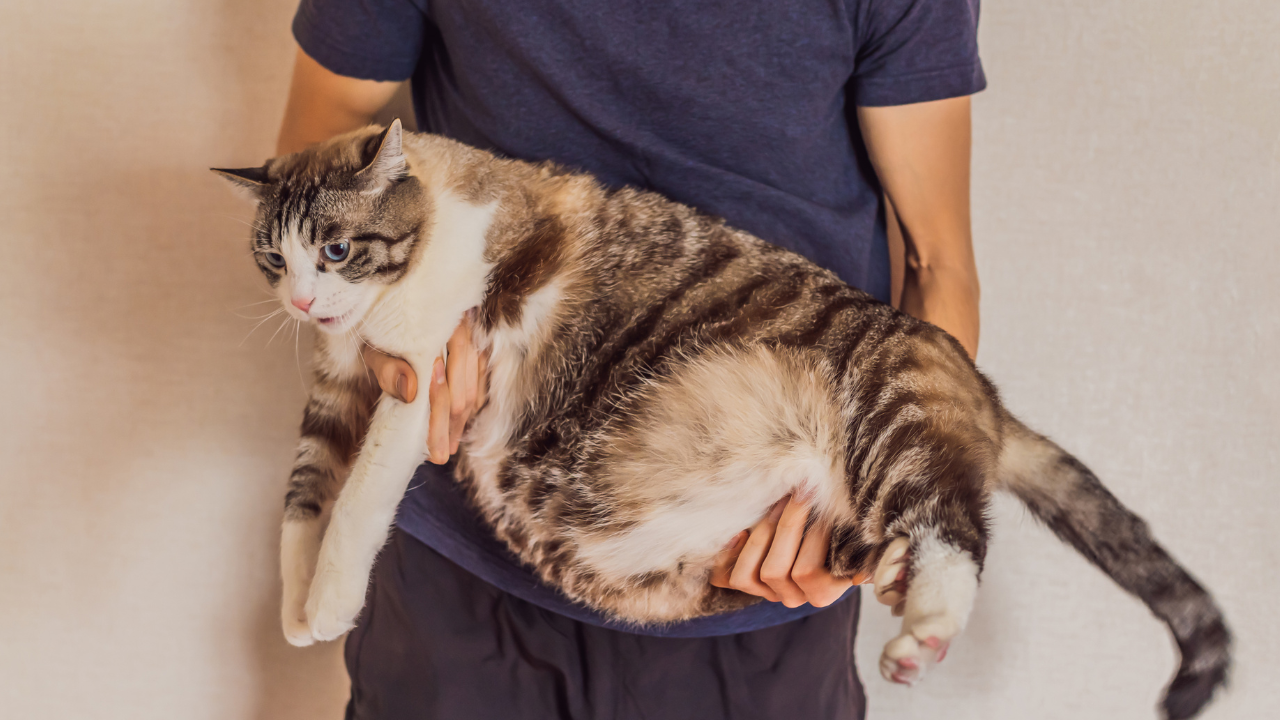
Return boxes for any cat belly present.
[573,452,840,581]
[569,346,852,621]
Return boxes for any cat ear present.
[211,166,270,202]
[356,119,408,193]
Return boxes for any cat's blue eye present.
[324,242,350,262]
[264,252,286,268]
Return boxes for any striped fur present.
[216,121,1229,717]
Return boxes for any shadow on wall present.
[234,33,419,720]
[210,1,358,717]
[212,3,415,715]
[209,0,355,716]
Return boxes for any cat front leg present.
[281,510,326,646]
[304,393,430,642]
[280,373,376,647]
[878,530,980,685]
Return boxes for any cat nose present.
[291,296,314,313]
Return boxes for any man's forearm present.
[900,260,980,359]
[857,98,980,359]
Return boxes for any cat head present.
[213,119,427,335]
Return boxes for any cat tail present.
[996,417,1230,720]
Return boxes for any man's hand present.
[363,312,488,463]
[710,495,912,612]
[709,496,857,608]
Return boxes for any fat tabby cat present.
[215,121,1229,718]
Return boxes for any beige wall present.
[1,1,1275,718]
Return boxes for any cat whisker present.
[237,298,281,309]
[293,319,308,393]
[353,318,372,376]
[221,213,270,234]
[346,328,370,379]
[234,306,287,320]
[266,314,292,346]
[239,308,283,346]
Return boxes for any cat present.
[215,120,1229,719]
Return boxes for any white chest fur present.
[356,189,496,367]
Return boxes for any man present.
[276,1,983,717]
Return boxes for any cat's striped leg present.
[304,393,430,642]
[877,527,981,685]
[280,372,374,647]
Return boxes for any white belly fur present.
[467,319,852,584]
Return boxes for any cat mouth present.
[315,310,352,328]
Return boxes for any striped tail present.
[998,420,1230,719]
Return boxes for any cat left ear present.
[356,118,408,193]
[211,166,270,202]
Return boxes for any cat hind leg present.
[878,529,979,685]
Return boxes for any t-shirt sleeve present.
[851,0,986,107]
[292,0,429,82]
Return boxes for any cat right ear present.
[356,119,408,194]
[211,166,270,202]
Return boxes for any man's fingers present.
[445,342,470,454]
[759,496,810,607]
[728,499,787,602]
[427,358,451,464]
[464,329,479,418]
[710,531,749,588]
[874,537,912,607]
[363,345,417,403]
[711,497,855,609]
[793,517,855,608]
[476,350,490,410]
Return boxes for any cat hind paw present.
[879,627,951,685]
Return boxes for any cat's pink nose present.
[291,296,314,313]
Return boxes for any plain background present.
[1,1,1275,718]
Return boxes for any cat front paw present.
[304,566,368,642]
[281,567,318,647]
[280,517,325,646]
[282,607,316,647]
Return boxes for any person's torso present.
[410,0,891,300]
[397,0,889,636]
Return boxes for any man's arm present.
[711,95,981,607]
[859,96,980,358]
[276,46,401,155]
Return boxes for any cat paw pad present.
[880,632,950,685]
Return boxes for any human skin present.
[274,44,980,611]
[707,97,980,610]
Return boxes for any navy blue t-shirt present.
[293,0,985,636]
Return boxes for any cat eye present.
[323,242,350,262]
[264,252,286,268]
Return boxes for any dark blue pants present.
[345,530,867,720]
